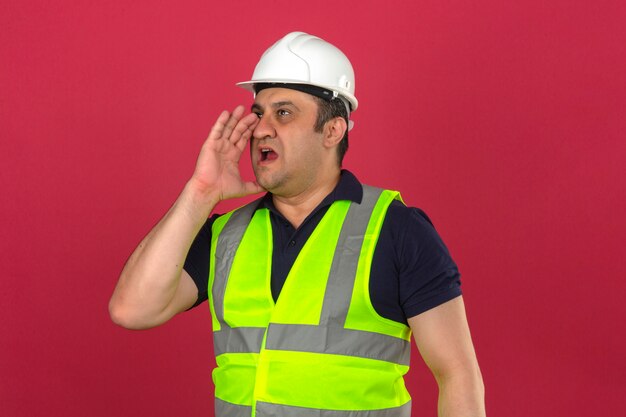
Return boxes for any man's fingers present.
[207,110,231,142]
[207,105,247,143]
[205,106,256,157]
[221,105,245,141]
[235,124,255,153]
[231,113,259,147]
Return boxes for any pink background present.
[2,1,625,416]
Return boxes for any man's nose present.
[253,115,276,140]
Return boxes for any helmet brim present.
[236,79,358,112]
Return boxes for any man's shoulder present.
[368,190,441,248]
[357,180,436,229]
[385,199,435,227]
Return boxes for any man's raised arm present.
[109,106,262,329]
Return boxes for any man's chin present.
[254,173,274,192]
[255,174,285,195]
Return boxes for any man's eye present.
[253,112,262,119]
[277,109,290,117]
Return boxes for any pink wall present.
[2,1,625,416]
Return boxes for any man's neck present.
[272,170,341,229]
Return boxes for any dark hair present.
[313,96,349,166]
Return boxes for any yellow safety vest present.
[208,186,413,417]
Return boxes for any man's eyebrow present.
[251,100,300,113]
[271,101,299,110]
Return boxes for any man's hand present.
[189,105,264,203]
[109,106,264,329]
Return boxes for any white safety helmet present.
[237,31,357,129]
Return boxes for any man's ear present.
[323,117,348,148]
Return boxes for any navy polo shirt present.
[184,170,461,324]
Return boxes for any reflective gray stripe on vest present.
[214,326,265,356]
[256,401,412,417]
[212,186,410,364]
[212,200,260,327]
[264,324,410,365]
[215,398,251,417]
[319,185,381,327]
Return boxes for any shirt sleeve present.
[183,214,219,308]
[375,201,461,321]
[398,204,462,318]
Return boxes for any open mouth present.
[260,147,278,162]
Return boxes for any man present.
[110,32,485,417]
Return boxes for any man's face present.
[250,88,326,197]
